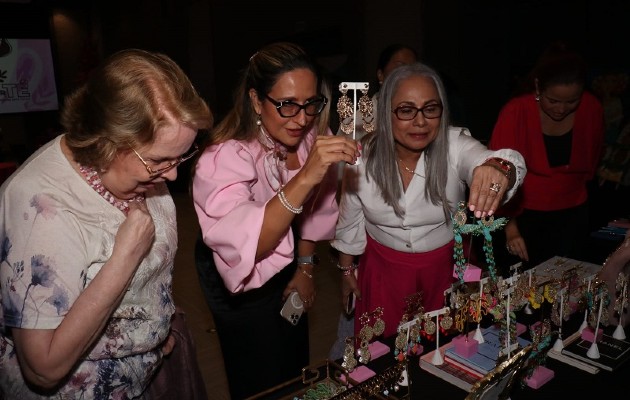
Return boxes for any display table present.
[250,312,629,399]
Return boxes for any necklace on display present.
[398,159,425,178]
[79,164,145,214]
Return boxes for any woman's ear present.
[377,69,385,85]
[249,89,262,115]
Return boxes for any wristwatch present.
[297,254,320,266]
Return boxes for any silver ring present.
[490,182,501,193]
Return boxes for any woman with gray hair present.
[331,62,526,338]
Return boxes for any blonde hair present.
[63,48,212,170]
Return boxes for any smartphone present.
[345,293,356,315]
[280,291,304,326]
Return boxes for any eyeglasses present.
[392,104,443,120]
[264,94,328,118]
[133,143,199,178]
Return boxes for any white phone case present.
[280,291,304,325]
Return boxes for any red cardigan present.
[489,92,604,213]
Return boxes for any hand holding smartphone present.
[280,292,304,325]
[345,292,356,315]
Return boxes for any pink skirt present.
[354,234,455,338]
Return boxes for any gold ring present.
[490,182,501,193]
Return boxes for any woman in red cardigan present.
[489,42,604,269]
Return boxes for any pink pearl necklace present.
[79,164,144,214]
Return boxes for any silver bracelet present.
[278,189,303,214]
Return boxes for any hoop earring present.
[337,85,354,135]
[358,86,375,133]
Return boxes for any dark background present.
[1,0,629,172]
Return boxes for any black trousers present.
[194,233,309,400]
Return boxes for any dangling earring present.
[337,84,354,135]
[358,86,375,133]
[342,337,357,371]
[423,313,436,335]
[358,312,373,364]
[440,307,454,331]
[372,307,385,337]
[256,114,262,126]
[535,94,540,102]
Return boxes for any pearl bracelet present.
[278,189,303,214]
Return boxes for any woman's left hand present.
[467,165,510,218]
[283,268,316,310]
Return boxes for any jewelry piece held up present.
[337,84,354,135]
[489,182,501,192]
[358,85,375,133]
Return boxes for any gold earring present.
[440,308,453,331]
[372,307,385,336]
[423,314,436,335]
[342,337,357,371]
[358,339,371,364]
[358,86,375,133]
[337,85,354,135]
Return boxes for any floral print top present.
[0,135,177,399]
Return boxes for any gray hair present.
[363,62,453,218]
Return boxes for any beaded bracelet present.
[278,189,303,214]
[337,263,358,276]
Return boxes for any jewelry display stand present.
[497,275,520,358]
[580,275,595,333]
[586,294,604,359]
[613,272,628,340]
[552,288,567,352]
[474,277,491,343]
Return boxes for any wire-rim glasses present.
[392,103,443,120]
[133,143,199,178]
[264,94,328,118]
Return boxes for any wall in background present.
[1,0,629,162]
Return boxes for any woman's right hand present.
[299,136,360,186]
[113,200,156,268]
[341,273,360,310]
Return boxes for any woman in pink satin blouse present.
[191,42,359,399]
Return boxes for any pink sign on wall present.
[0,38,59,114]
